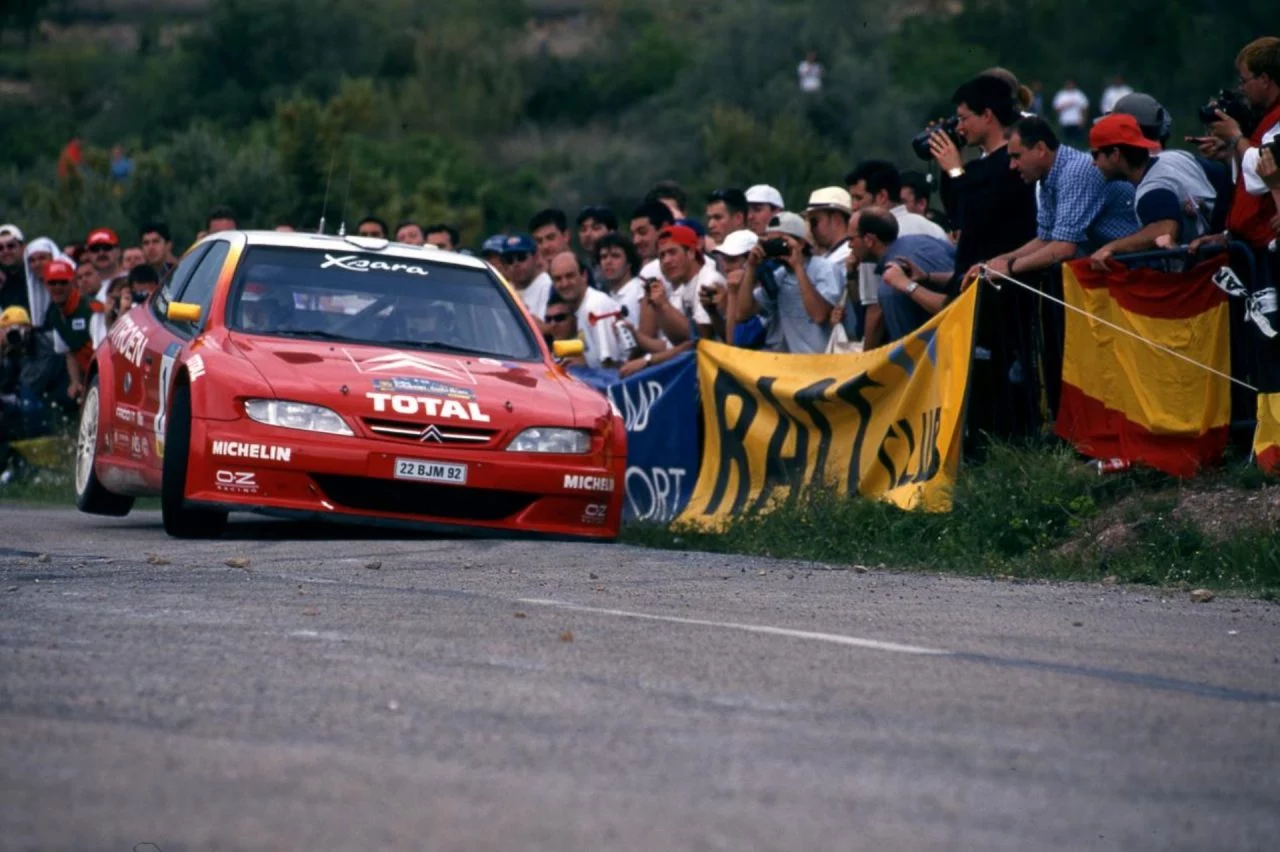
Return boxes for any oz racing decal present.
[564,474,614,492]
[215,470,258,493]
[581,503,608,525]
[366,392,490,422]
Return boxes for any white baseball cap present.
[0,223,24,243]
[805,186,852,215]
[766,211,809,243]
[745,184,784,209]
[714,230,759,258]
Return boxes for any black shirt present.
[941,146,1038,289]
[0,265,28,312]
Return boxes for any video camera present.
[911,116,962,161]
[1198,88,1253,131]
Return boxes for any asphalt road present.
[1,507,1278,852]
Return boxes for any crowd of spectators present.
[3,37,1280,468]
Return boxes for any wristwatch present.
[947,166,965,179]
[643,353,653,365]
[906,281,920,295]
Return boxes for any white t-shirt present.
[517,272,552,323]
[1100,84,1133,115]
[671,262,726,328]
[608,276,646,326]
[1052,88,1089,127]
[574,288,624,369]
[798,61,823,93]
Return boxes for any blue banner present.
[569,352,698,522]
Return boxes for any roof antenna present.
[317,150,336,235]
[336,148,354,237]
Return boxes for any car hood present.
[227,334,577,432]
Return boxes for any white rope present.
[980,265,1259,393]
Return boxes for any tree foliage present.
[0,0,1271,249]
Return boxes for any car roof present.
[208,230,490,272]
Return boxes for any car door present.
[106,243,209,471]
[141,240,230,478]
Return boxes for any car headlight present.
[244,399,353,436]
[506,427,591,454]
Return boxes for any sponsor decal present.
[122,372,133,393]
[215,470,258,493]
[371,377,474,400]
[344,350,476,385]
[154,342,183,459]
[131,434,144,458]
[582,503,608,525]
[211,441,292,462]
[114,405,134,424]
[321,254,430,276]
[188,354,206,382]
[109,314,148,368]
[564,474,615,492]
[71,317,87,331]
[366,392,490,423]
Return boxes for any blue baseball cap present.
[481,234,507,256]
[501,234,536,255]
[674,217,706,238]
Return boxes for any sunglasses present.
[545,313,571,323]
[45,278,72,286]
[87,244,116,253]
[504,252,531,262]
[0,241,20,252]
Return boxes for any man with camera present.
[1,305,69,443]
[733,212,842,354]
[0,224,27,313]
[932,74,1038,440]
[850,209,956,343]
[1195,37,1280,254]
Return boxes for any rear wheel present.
[74,377,135,517]
[161,381,227,538]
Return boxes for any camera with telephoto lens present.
[761,237,791,259]
[4,325,30,352]
[1197,88,1252,128]
[912,115,962,161]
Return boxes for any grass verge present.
[623,442,1280,598]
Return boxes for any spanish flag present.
[1055,258,1231,478]
[1257,392,1280,475]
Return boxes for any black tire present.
[161,381,227,538]
[74,376,135,517]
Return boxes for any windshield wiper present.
[269,329,361,342]
[383,338,496,358]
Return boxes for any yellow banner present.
[679,286,978,528]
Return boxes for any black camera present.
[912,115,962,161]
[1198,88,1253,129]
[4,325,29,350]
[761,237,791,259]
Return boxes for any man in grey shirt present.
[732,211,843,354]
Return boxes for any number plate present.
[393,458,468,485]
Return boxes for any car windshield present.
[225,246,541,361]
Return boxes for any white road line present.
[516,598,952,657]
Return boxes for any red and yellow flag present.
[1055,258,1232,478]
[1256,392,1280,475]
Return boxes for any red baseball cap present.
[1089,114,1160,151]
[86,227,119,247]
[44,260,76,282]
[657,224,700,250]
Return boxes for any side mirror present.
[552,339,584,358]
[167,302,201,323]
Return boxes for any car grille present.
[362,417,497,447]
[312,474,535,522]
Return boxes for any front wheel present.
[74,377,135,517]
[161,381,227,538]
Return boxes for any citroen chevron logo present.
[420,425,444,443]
[343,350,475,384]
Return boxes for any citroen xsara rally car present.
[73,231,625,539]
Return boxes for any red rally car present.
[73,231,626,539]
